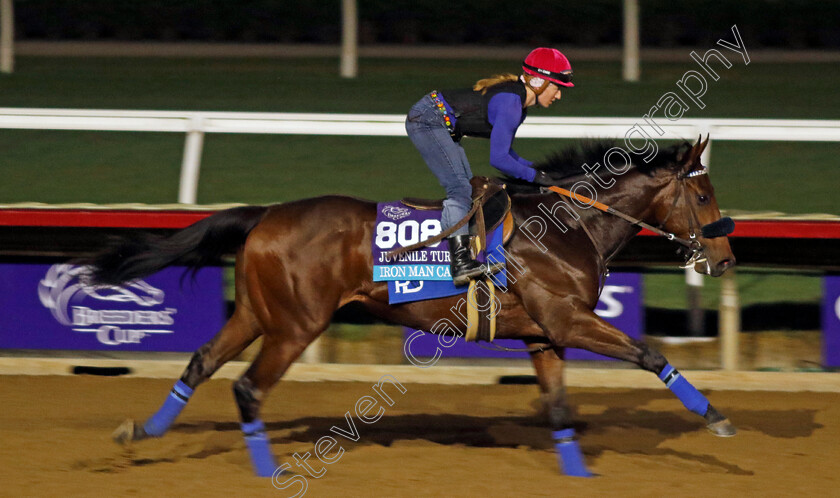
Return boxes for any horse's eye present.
[697,194,710,206]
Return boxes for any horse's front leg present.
[528,343,592,477]
[529,345,571,430]
[558,307,736,437]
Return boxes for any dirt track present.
[0,375,837,497]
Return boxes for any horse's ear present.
[682,134,708,168]
[696,134,710,160]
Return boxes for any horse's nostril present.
[718,258,735,269]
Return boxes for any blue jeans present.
[405,94,472,236]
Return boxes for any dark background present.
[13,0,840,48]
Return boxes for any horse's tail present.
[85,205,268,286]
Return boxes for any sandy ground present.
[0,375,838,497]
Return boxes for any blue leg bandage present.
[242,419,277,477]
[659,364,709,416]
[143,380,194,437]
[552,429,592,477]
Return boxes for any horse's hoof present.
[707,418,737,437]
[112,419,140,444]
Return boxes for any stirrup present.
[452,261,505,287]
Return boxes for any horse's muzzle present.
[701,217,735,239]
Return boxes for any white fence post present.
[178,116,205,204]
[719,269,740,370]
[0,0,13,74]
[340,0,358,79]
[622,0,640,82]
[685,267,705,337]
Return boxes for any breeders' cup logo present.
[37,264,177,346]
[382,205,412,221]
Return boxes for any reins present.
[543,185,699,249]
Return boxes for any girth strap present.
[464,278,497,342]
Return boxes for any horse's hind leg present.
[233,331,316,477]
[113,307,262,443]
[562,309,736,437]
[530,345,591,477]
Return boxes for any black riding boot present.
[447,234,504,287]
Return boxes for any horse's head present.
[654,136,736,277]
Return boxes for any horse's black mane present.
[500,139,692,194]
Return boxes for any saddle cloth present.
[372,202,508,305]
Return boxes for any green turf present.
[2,57,839,118]
[643,269,823,310]
[1,130,184,204]
[705,141,840,214]
[3,131,837,216]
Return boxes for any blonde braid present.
[473,73,519,94]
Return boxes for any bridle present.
[656,167,711,272]
[544,165,727,279]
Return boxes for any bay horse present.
[90,137,736,478]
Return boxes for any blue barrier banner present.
[823,276,840,367]
[0,263,224,352]
[404,272,644,360]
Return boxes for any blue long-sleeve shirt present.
[486,93,536,182]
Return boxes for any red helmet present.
[522,48,574,87]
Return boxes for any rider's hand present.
[533,170,555,186]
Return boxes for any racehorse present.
[89,136,736,478]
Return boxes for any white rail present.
[2,108,840,203]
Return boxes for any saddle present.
[401,176,515,245]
